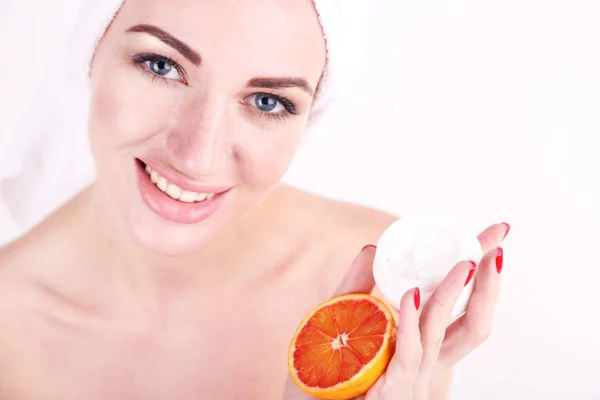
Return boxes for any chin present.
[120,191,235,258]
[108,157,238,257]
[97,157,270,257]
[125,216,218,257]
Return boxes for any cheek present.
[88,66,178,156]
[235,130,303,191]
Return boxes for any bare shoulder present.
[275,185,398,295]
[0,240,20,287]
[0,230,60,315]
[0,238,35,310]
[0,239,30,347]
[317,195,396,248]
[277,184,397,246]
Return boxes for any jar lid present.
[373,214,482,319]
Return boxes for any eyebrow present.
[247,77,315,96]
[126,24,202,66]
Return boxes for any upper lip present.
[139,158,232,194]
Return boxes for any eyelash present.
[131,52,187,84]
[130,52,299,121]
[252,92,299,120]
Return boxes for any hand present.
[283,222,509,400]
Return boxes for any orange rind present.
[288,293,396,399]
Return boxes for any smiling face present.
[87,0,326,256]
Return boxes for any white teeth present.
[143,164,218,203]
[166,184,182,200]
[157,177,168,192]
[179,191,197,203]
[196,192,208,201]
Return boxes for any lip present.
[139,156,231,194]
[135,159,231,224]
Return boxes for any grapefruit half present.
[288,293,396,399]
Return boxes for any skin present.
[0,0,508,399]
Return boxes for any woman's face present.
[88,0,326,256]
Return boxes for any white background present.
[1,0,600,399]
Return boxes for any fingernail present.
[501,222,511,240]
[414,287,420,310]
[496,247,504,273]
[464,261,477,286]
[362,244,377,251]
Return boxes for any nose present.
[166,94,229,178]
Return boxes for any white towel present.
[0,0,373,237]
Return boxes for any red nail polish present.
[414,287,420,310]
[501,222,511,240]
[464,261,476,286]
[496,247,504,273]
[362,244,376,251]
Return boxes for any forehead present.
[111,0,326,81]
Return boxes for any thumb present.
[332,244,377,297]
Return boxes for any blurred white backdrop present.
[1,0,599,399]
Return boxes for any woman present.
[0,0,509,398]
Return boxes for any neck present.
[61,184,279,306]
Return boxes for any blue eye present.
[254,94,283,113]
[147,60,181,80]
[244,93,298,118]
[149,60,171,75]
[132,53,187,84]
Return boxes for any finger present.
[435,247,503,370]
[332,245,377,297]
[369,287,422,399]
[282,383,318,400]
[413,260,477,392]
[477,222,510,253]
